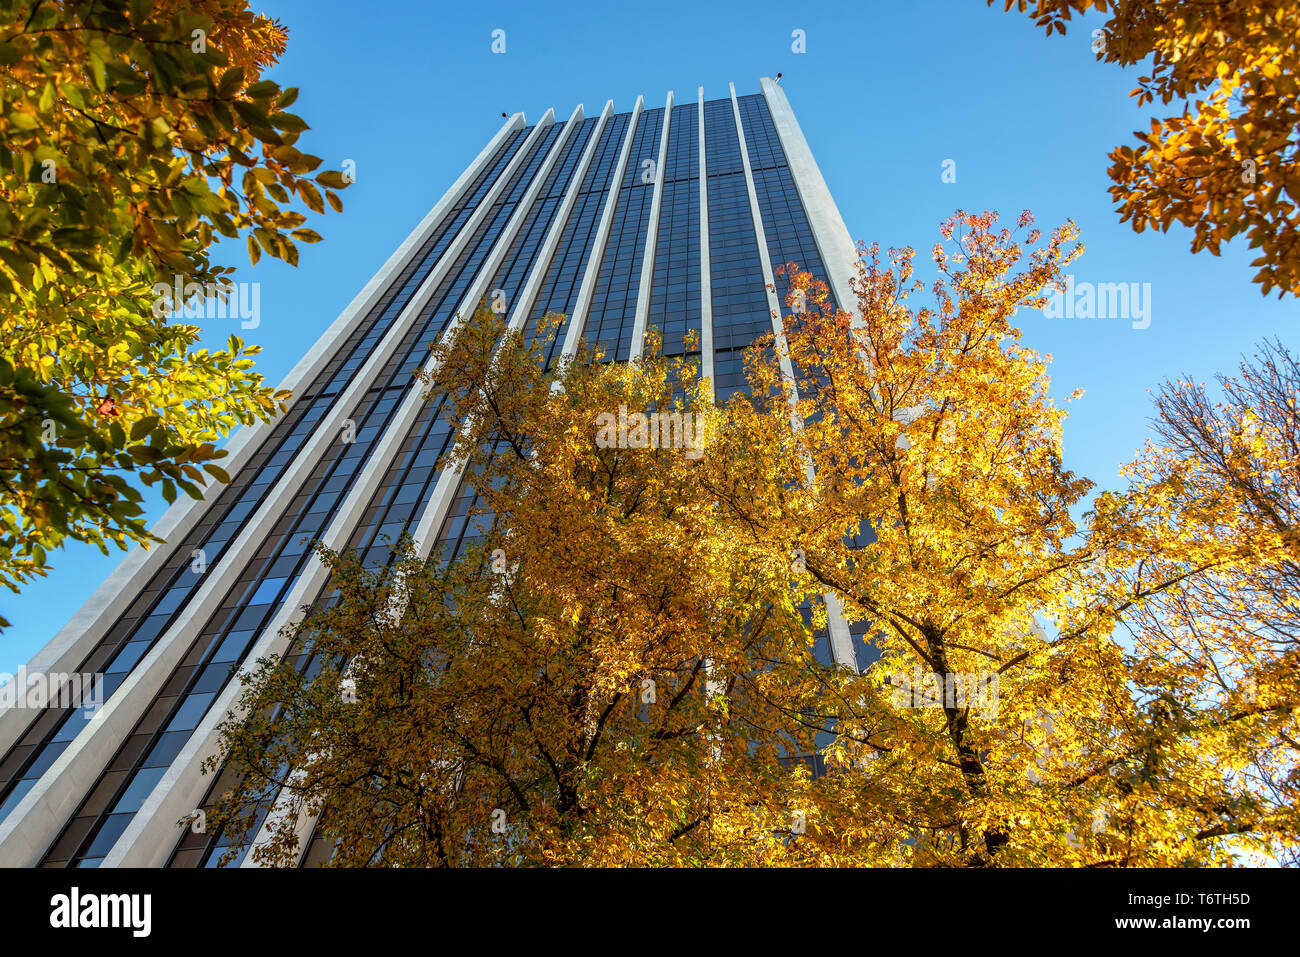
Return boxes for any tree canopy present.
[208,315,836,866]
[993,0,1300,297]
[203,213,1299,866]
[0,0,351,611]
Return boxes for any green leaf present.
[297,180,324,213]
[270,111,308,133]
[217,67,246,98]
[51,227,95,249]
[130,415,160,441]
[129,0,155,25]
[315,170,351,189]
[89,49,107,92]
[233,100,280,142]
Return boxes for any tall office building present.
[0,79,868,867]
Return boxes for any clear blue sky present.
[2,0,1293,673]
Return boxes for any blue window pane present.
[247,577,287,606]
[164,692,216,734]
[110,766,167,815]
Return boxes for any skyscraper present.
[0,79,866,867]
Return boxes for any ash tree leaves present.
[0,0,351,607]
[992,0,1300,297]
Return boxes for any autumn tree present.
[204,308,839,867]
[0,0,351,605]
[992,0,1300,296]
[1087,339,1300,865]
[702,211,1299,865]
[201,213,1297,868]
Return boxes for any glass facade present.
[704,97,771,403]
[523,111,630,369]
[645,103,701,359]
[0,83,857,868]
[584,107,664,362]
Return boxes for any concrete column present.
[730,84,857,670]
[629,92,674,361]
[697,87,713,395]
[559,96,643,357]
